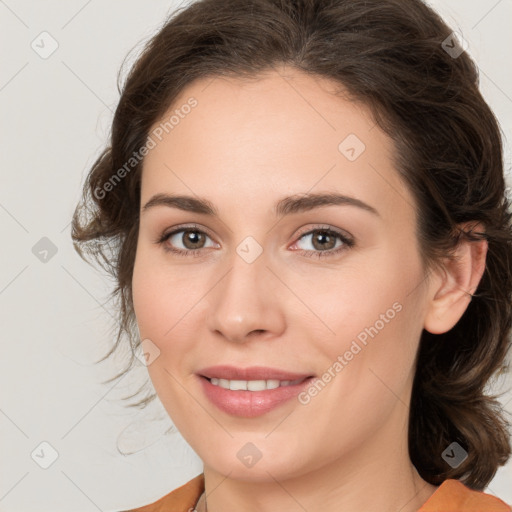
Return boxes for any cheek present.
[292,245,424,408]
[131,247,210,401]
[132,277,167,344]
[289,249,422,355]
[132,252,203,429]
[132,246,192,341]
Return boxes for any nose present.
[205,250,286,344]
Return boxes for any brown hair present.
[71,0,512,490]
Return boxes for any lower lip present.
[198,376,314,417]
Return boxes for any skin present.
[131,65,487,512]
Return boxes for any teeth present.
[209,377,304,390]
[247,380,267,391]
[229,380,247,391]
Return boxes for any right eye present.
[157,225,219,257]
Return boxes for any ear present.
[424,222,488,335]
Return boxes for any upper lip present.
[198,365,314,381]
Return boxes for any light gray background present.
[1,1,511,511]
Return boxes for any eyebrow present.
[141,192,380,217]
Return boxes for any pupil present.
[185,230,203,248]
[314,231,334,250]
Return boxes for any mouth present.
[196,365,315,417]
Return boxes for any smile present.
[208,377,306,391]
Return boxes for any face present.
[132,66,431,481]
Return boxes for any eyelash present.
[155,223,355,259]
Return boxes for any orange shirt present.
[123,473,511,512]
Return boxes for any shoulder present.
[121,473,204,512]
[419,479,511,512]
[118,475,511,512]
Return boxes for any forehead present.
[140,67,415,221]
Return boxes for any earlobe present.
[424,222,488,335]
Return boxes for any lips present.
[196,365,315,417]
[197,365,313,381]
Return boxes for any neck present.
[196,408,438,512]
[199,461,435,512]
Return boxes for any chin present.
[198,441,312,483]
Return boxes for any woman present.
[72,0,512,510]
